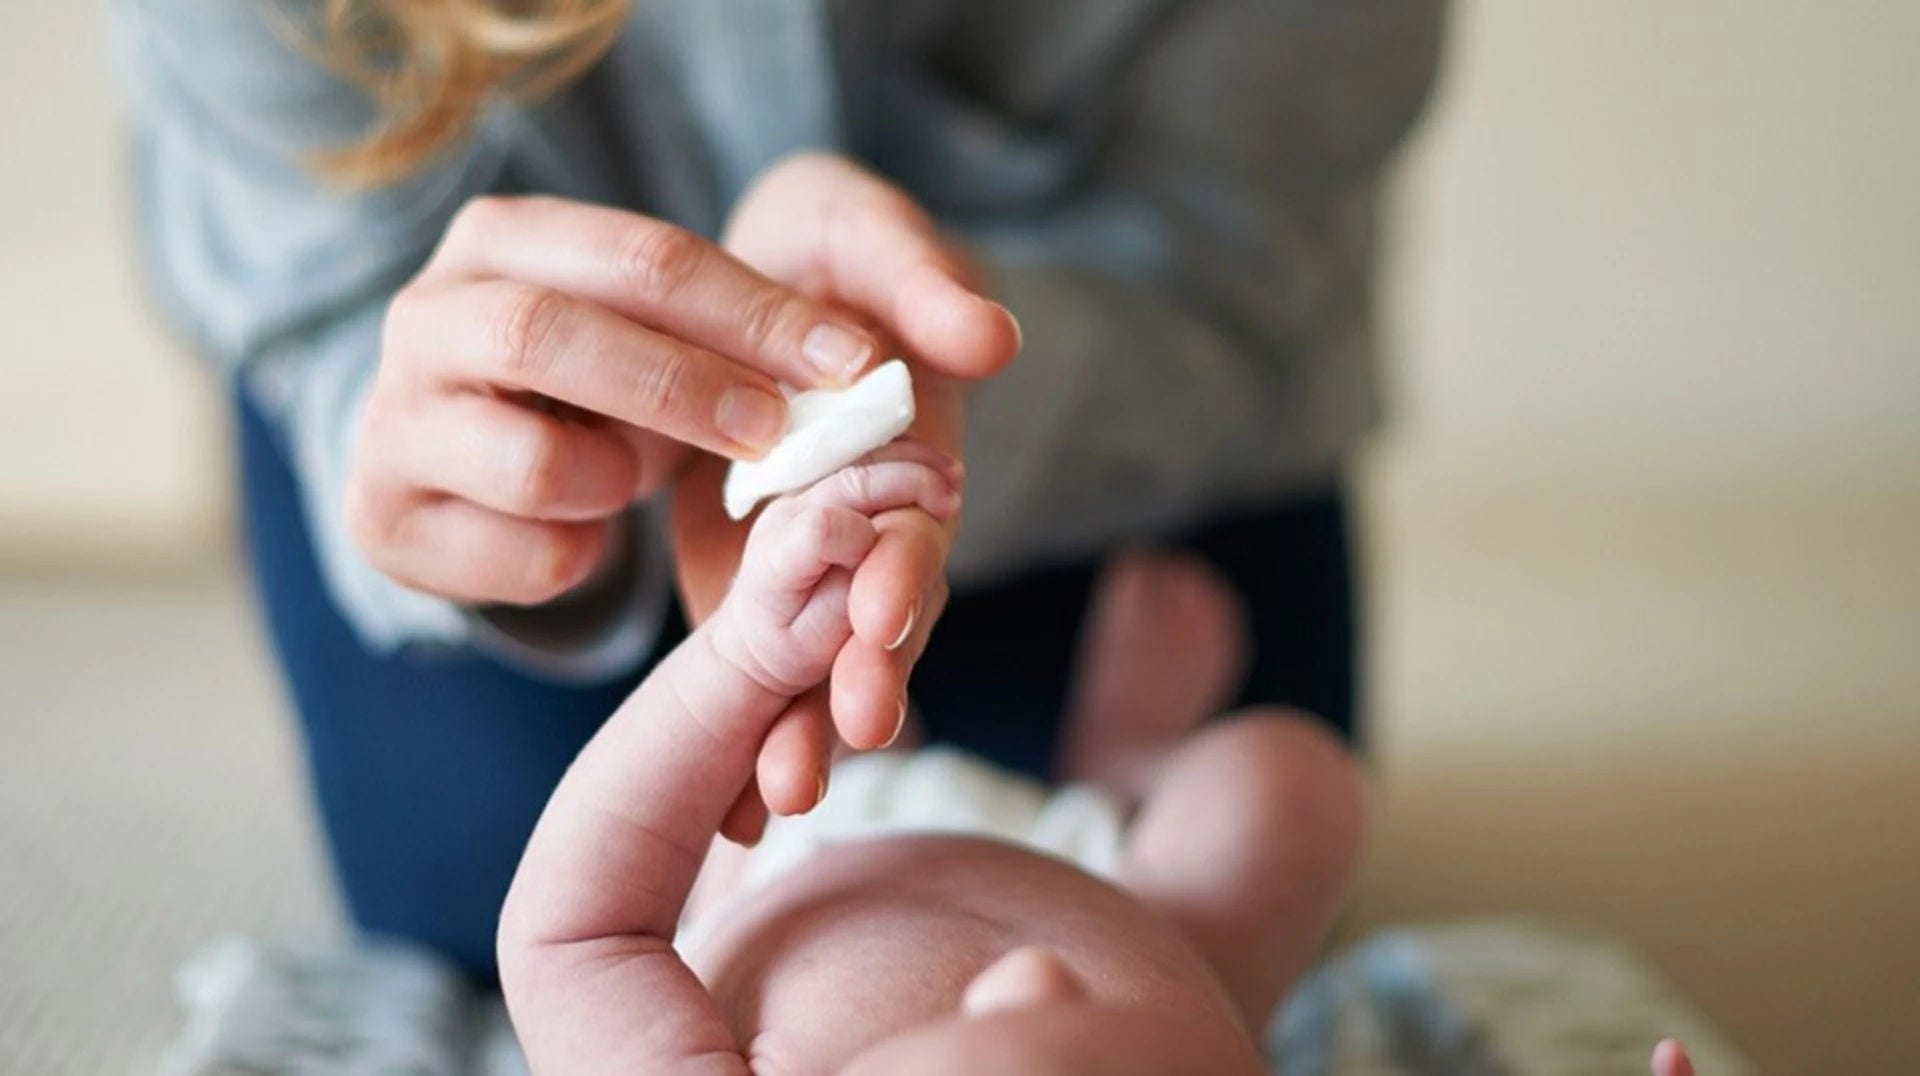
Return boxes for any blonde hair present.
[310,0,630,187]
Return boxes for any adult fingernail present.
[882,697,908,748]
[715,387,787,451]
[801,322,874,384]
[887,595,920,651]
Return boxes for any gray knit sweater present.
[115,0,1442,681]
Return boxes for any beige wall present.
[1359,4,1919,1073]
[5,2,1913,560]
[2,1,1914,1072]
[0,1,225,567]
[1383,1,1919,494]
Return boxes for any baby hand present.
[709,442,961,700]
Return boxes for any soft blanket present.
[161,917,1751,1075]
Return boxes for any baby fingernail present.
[715,387,787,451]
[997,302,1024,352]
[814,772,829,807]
[882,697,908,748]
[887,596,920,651]
[801,322,873,384]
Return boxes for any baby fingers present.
[742,500,880,601]
[800,447,962,522]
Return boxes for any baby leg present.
[1056,550,1249,800]
[1122,710,1366,1030]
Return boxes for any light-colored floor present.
[0,572,335,1075]
[2,480,1916,1074]
[1353,471,1920,1074]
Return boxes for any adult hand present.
[671,153,1021,843]
[346,195,899,605]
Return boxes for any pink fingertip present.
[925,489,962,522]
[1651,1039,1693,1076]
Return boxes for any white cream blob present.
[722,359,916,520]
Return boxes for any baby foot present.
[1057,549,1250,798]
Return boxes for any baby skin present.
[498,446,1367,1074]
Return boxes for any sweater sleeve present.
[935,0,1443,583]
[113,0,666,680]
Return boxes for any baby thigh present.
[1121,710,1367,1028]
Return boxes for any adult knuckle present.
[494,286,569,380]
[506,425,569,512]
[629,343,692,417]
[736,287,794,353]
[620,222,707,302]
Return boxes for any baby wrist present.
[698,606,808,720]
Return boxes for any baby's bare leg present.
[1057,550,1249,800]
[1122,711,1366,1030]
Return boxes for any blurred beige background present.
[3,2,1915,1073]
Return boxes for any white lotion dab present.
[723,359,916,520]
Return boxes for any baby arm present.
[497,445,960,1075]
